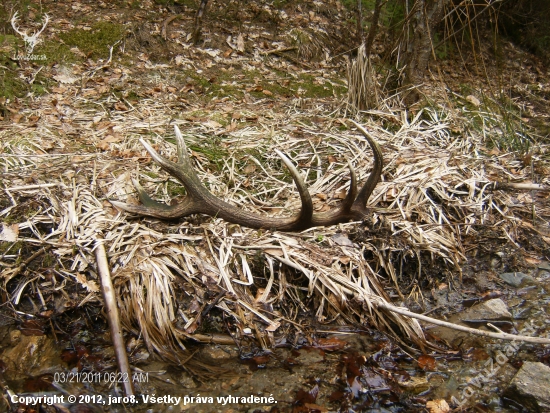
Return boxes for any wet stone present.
[463,298,512,320]
[504,361,550,412]
[499,272,535,288]
[199,345,239,363]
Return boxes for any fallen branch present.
[162,14,183,40]
[491,182,548,191]
[3,246,49,283]
[377,300,550,345]
[95,239,134,396]
[262,46,297,55]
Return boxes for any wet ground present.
[1,258,549,413]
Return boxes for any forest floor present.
[1,1,549,412]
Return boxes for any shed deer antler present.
[111,120,383,231]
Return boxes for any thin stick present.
[6,246,49,280]
[492,182,548,191]
[376,300,550,345]
[161,14,183,40]
[95,239,135,396]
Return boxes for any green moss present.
[166,181,187,197]
[40,40,76,65]
[58,21,125,60]
[0,62,27,99]
[154,0,195,6]
[0,241,23,256]
[188,141,229,170]
[453,88,534,153]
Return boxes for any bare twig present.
[95,239,134,396]
[162,14,183,40]
[377,300,550,345]
[491,182,548,191]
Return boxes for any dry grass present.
[1,60,548,370]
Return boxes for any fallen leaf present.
[466,95,481,107]
[236,33,245,52]
[244,164,256,174]
[264,248,284,257]
[426,399,450,413]
[204,120,223,129]
[0,224,19,242]
[53,73,78,84]
[338,256,351,265]
[114,102,129,111]
[102,135,122,143]
[331,233,354,247]
[417,354,436,370]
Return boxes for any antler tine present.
[112,120,383,230]
[349,120,383,214]
[273,149,314,224]
[112,125,315,229]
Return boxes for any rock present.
[537,270,550,281]
[176,371,197,389]
[425,298,513,348]
[499,272,535,288]
[1,334,62,381]
[504,361,550,412]
[199,345,239,363]
[462,298,512,321]
[398,376,430,393]
[537,261,550,271]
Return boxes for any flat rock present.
[499,272,535,288]
[1,333,62,381]
[537,261,550,271]
[462,298,512,320]
[504,361,550,412]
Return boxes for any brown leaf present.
[338,256,351,265]
[0,224,19,242]
[103,134,122,143]
[244,164,256,174]
[20,320,45,336]
[114,102,129,111]
[225,120,237,132]
[417,354,436,370]
[426,399,450,413]
[314,337,346,351]
[335,189,347,199]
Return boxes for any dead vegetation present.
[1,0,549,387]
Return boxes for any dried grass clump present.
[347,44,382,112]
[2,88,548,369]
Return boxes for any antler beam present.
[111,120,383,231]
